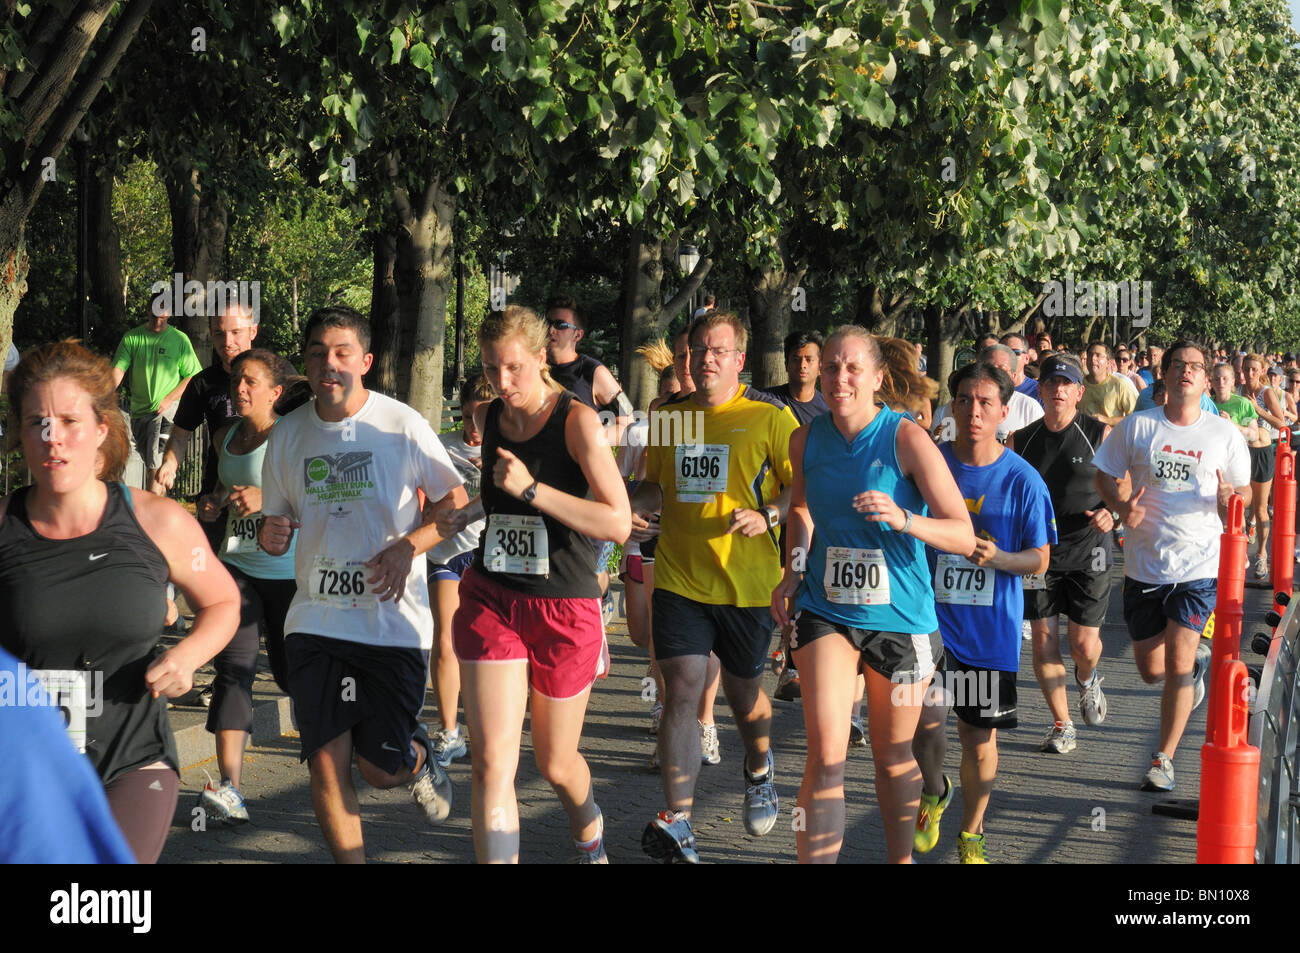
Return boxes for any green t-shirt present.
[112,324,202,416]
[1214,394,1258,428]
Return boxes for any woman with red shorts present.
[440,305,630,863]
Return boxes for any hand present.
[494,447,535,499]
[151,458,177,495]
[227,484,262,517]
[365,538,415,603]
[970,537,999,566]
[1215,469,1235,511]
[1121,487,1148,529]
[1085,508,1114,533]
[770,571,802,629]
[629,511,661,543]
[145,647,196,700]
[852,490,905,531]
[196,493,226,523]
[436,505,472,539]
[727,508,768,538]
[259,515,299,556]
[1220,411,1231,420]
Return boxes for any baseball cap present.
[1038,354,1084,385]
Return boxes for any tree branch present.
[15,0,116,148]
[661,255,712,318]
[3,1,62,100]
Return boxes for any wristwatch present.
[763,505,780,529]
[522,479,540,504]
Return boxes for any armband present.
[600,391,634,419]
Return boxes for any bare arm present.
[132,491,240,698]
[887,418,977,556]
[771,426,812,628]
[112,366,126,389]
[970,540,1050,575]
[157,375,194,415]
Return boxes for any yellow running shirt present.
[645,385,798,607]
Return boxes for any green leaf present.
[390,27,406,64]
[410,42,433,71]
[862,84,895,126]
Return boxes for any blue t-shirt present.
[1135,388,1217,415]
[1138,368,1155,387]
[795,408,938,637]
[0,646,135,863]
[1016,376,1039,401]
[927,443,1056,672]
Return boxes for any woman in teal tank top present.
[195,349,300,823]
[771,327,975,864]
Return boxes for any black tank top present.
[550,354,604,410]
[0,482,178,783]
[473,391,600,597]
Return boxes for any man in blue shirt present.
[912,362,1056,864]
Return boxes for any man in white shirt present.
[260,306,468,863]
[932,344,1044,444]
[1093,340,1251,793]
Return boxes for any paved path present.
[159,553,1279,864]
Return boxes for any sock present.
[575,812,604,851]
[1078,670,1097,687]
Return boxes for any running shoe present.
[958,830,990,864]
[1078,673,1108,726]
[742,749,779,837]
[914,775,952,854]
[573,809,609,864]
[848,715,866,747]
[649,702,663,736]
[408,725,453,824]
[642,810,699,864]
[199,778,249,823]
[700,721,721,765]
[774,666,801,701]
[1139,751,1175,792]
[1040,721,1077,754]
[1192,640,1212,711]
[430,726,467,767]
[1254,554,1269,580]
[648,746,660,772]
[602,591,616,627]
[1022,619,1032,641]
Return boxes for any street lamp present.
[676,243,699,316]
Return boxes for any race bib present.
[675,444,729,503]
[822,547,890,605]
[225,514,261,555]
[485,513,549,575]
[1023,572,1046,591]
[310,556,376,609]
[32,669,88,753]
[935,553,995,606]
[1150,449,1196,493]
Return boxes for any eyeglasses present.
[689,346,738,361]
[548,319,580,331]
[1009,348,1026,356]
[1168,360,1207,373]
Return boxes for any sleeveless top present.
[794,408,938,635]
[0,482,178,783]
[549,354,604,410]
[473,391,600,597]
[1254,386,1279,440]
[217,418,295,579]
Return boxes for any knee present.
[534,749,581,788]
[805,757,845,790]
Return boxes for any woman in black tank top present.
[439,306,630,863]
[0,342,240,862]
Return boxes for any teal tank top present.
[794,407,938,635]
[217,418,295,579]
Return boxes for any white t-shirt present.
[4,343,17,372]
[261,391,462,650]
[428,429,484,563]
[618,419,652,559]
[932,390,1044,445]
[1092,407,1250,584]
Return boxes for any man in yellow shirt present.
[632,311,797,863]
[1080,341,1137,426]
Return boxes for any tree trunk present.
[0,230,31,367]
[367,228,400,395]
[164,164,228,363]
[854,284,914,338]
[87,169,126,343]
[399,178,454,429]
[746,254,805,390]
[925,302,970,403]
[619,229,664,411]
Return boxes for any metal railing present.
[1251,594,1300,863]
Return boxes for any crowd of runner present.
[1,296,1285,864]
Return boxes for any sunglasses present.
[548,319,580,331]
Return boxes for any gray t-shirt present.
[429,429,485,563]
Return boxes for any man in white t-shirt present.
[1093,340,1251,793]
[260,306,468,863]
[932,344,1044,444]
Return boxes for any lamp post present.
[676,243,699,317]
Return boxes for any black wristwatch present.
[522,479,540,504]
